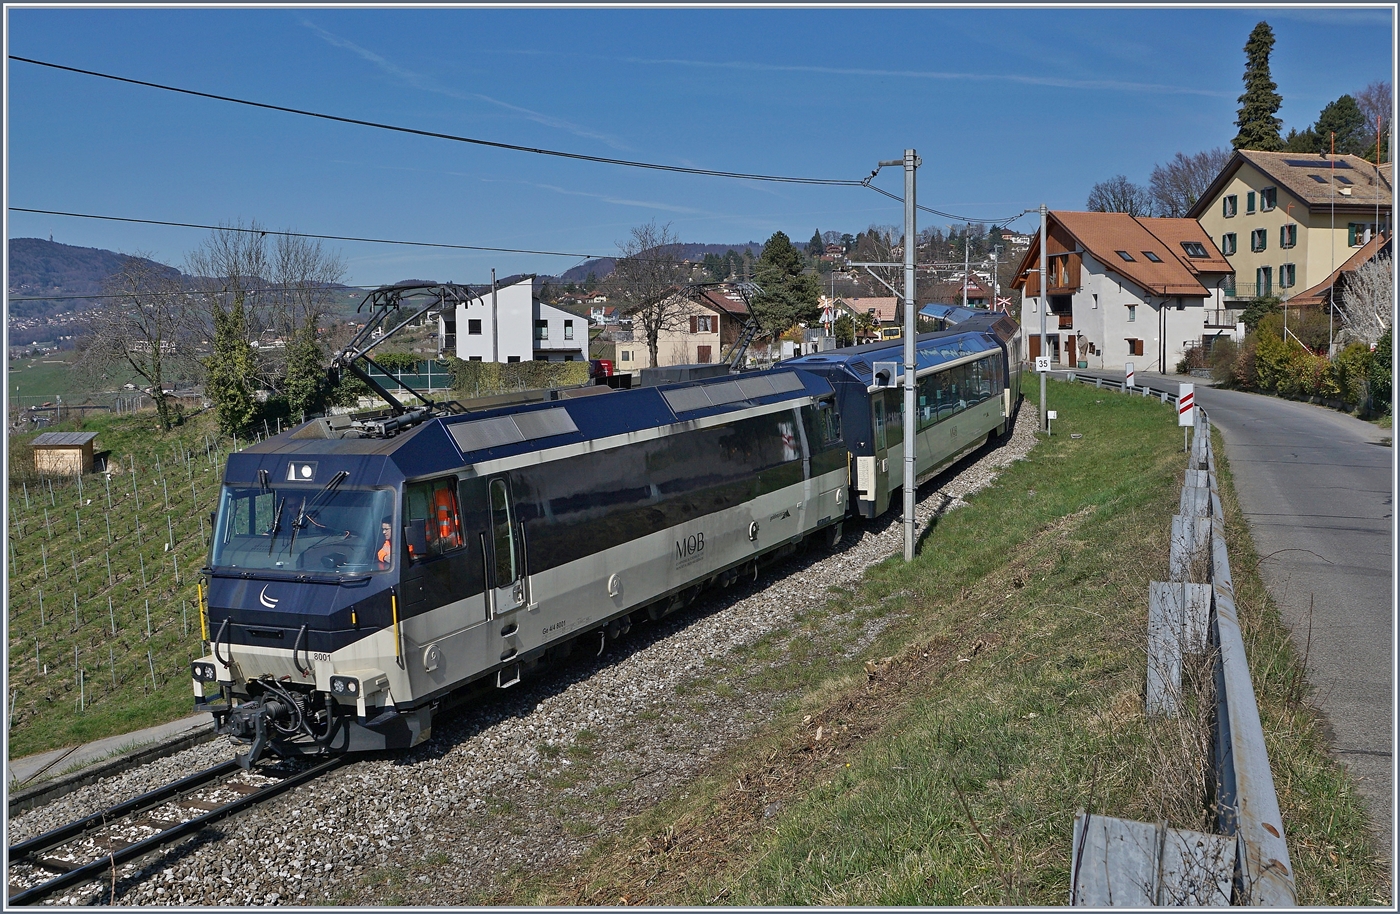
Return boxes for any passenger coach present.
[788,310,1022,518]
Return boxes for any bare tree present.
[1149,148,1232,217]
[1086,175,1155,216]
[80,254,197,430]
[1355,80,1392,136]
[611,221,690,368]
[1336,253,1393,346]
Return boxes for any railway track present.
[7,756,345,906]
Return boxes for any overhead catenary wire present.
[9,55,866,187]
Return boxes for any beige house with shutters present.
[1188,150,1392,303]
[615,286,748,373]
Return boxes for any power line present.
[860,182,1031,225]
[9,207,601,259]
[10,55,868,188]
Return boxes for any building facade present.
[1188,150,1392,303]
[440,276,587,362]
[1012,211,1234,372]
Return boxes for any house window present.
[1223,274,1236,296]
[1223,195,1238,218]
[1250,229,1267,253]
[1220,233,1237,255]
[1180,241,1209,258]
[1142,251,1163,263]
[1348,223,1380,246]
[1280,263,1296,288]
[1127,338,1144,357]
[468,319,482,335]
[1280,224,1297,249]
[1256,266,1272,296]
[1115,250,1135,262]
[1127,305,1136,322]
[621,350,632,362]
[1246,191,1256,214]
[534,320,548,340]
[1092,293,1098,309]
[689,315,713,333]
[1260,186,1277,211]
[564,319,574,341]
[507,355,521,363]
[469,356,482,362]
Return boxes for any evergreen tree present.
[1313,95,1369,156]
[1232,22,1285,151]
[283,324,328,419]
[206,293,259,436]
[751,231,822,337]
[807,229,824,256]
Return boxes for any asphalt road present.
[1189,383,1394,851]
[1071,371,1394,849]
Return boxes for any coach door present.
[486,477,528,616]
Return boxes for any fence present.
[1066,373,1296,907]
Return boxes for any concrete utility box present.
[31,431,99,476]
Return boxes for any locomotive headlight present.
[329,675,359,696]
[191,661,218,683]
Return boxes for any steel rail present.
[8,757,345,906]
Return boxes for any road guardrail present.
[1067,373,1296,907]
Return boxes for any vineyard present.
[5,408,265,760]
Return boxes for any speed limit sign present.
[1035,356,1051,373]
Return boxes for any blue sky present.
[5,5,1394,286]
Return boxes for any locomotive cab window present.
[403,478,464,561]
[211,484,394,573]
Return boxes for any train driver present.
[377,516,393,568]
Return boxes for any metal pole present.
[491,268,500,363]
[901,149,919,562]
[1039,203,1049,432]
[962,224,970,309]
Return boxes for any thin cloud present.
[303,20,630,149]
[525,181,714,216]
[609,54,1230,99]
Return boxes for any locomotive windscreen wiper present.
[293,470,350,532]
[266,497,286,555]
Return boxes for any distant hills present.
[558,242,762,284]
[6,237,767,346]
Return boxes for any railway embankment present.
[7,379,1388,906]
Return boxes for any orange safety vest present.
[433,488,458,546]
[378,537,392,566]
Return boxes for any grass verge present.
[492,377,1390,906]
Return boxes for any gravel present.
[16,407,1038,905]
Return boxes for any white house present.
[1012,212,1235,372]
[439,276,587,363]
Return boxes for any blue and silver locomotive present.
[192,367,850,765]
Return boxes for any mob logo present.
[676,532,705,562]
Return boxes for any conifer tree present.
[751,231,822,337]
[206,294,259,436]
[1232,22,1285,151]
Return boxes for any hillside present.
[557,242,762,284]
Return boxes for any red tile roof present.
[1012,212,1229,298]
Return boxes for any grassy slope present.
[6,409,237,759]
[496,377,1389,906]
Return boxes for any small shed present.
[31,431,99,476]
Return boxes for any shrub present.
[1209,338,1239,385]
[445,358,590,398]
[1332,342,1372,411]
[1240,295,1281,331]
[1371,329,1392,413]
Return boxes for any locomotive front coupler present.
[219,681,325,768]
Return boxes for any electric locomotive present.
[192,367,849,766]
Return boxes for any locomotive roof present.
[224,367,833,487]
